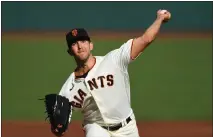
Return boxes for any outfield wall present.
[2,1,212,32]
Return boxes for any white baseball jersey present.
[59,39,135,125]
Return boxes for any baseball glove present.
[40,94,72,137]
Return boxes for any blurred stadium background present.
[1,1,212,137]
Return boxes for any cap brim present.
[69,36,90,47]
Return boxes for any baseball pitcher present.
[42,9,171,137]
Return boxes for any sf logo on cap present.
[72,29,78,36]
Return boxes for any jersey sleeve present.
[58,74,73,97]
[58,74,80,113]
[58,80,69,97]
[107,39,134,72]
[58,76,74,123]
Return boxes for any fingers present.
[157,9,171,22]
[158,9,169,15]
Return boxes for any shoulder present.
[94,56,105,62]
[59,72,75,96]
[66,72,75,83]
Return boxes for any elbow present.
[142,34,155,45]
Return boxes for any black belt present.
[102,116,132,131]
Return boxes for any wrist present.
[156,16,164,22]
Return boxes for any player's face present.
[70,40,93,61]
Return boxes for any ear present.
[67,48,73,56]
[89,42,94,51]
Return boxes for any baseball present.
[160,10,168,14]
[160,9,171,21]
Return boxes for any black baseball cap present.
[66,28,91,48]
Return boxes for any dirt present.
[2,31,212,137]
[2,121,212,137]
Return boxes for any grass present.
[1,36,212,121]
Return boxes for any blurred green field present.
[2,35,212,121]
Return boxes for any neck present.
[75,55,95,74]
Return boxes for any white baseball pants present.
[83,117,140,137]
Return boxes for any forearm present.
[139,17,164,44]
[130,9,171,59]
[131,17,164,59]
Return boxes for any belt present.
[101,116,132,131]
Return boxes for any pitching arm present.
[130,9,171,60]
